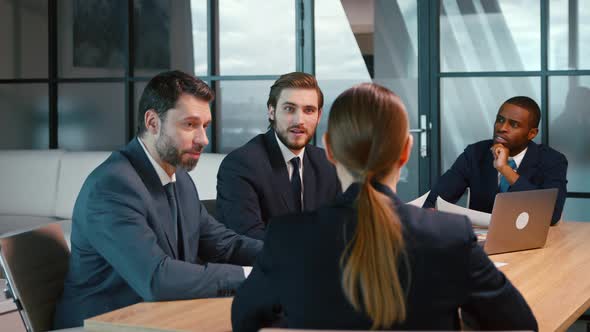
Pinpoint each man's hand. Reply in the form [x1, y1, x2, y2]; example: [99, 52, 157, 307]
[491, 143, 509, 170]
[491, 143, 519, 185]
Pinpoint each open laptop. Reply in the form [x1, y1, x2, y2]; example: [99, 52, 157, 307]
[479, 188, 558, 255]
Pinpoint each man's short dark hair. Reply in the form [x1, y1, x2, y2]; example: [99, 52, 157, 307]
[501, 96, 541, 129]
[137, 70, 214, 136]
[266, 72, 323, 128]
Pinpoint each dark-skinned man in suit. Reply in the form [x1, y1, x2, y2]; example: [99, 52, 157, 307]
[423, 96, 567, 225]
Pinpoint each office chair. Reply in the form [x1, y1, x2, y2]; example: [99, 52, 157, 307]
[0, 222, 70, 332]
[201, 199, 217, 219]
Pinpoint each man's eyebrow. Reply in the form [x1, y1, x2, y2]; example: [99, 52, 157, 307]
[182, 115, 202, 122]
[280, 101, 318, 110]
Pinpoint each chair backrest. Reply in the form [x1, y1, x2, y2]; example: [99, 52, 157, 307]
[0, 222, 70, 332]
[201, 199, 217, 220]
[188, 153, 226, 200]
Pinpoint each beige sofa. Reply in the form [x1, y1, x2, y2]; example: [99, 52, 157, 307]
[0, 149, 226, 327]
[0, 149, 226, 242]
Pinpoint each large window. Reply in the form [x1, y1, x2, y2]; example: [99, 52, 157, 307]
[0, 0, 296, 152]
[1, 0, 588, 220]
[0, 84, 49, 149]
[214, 0, 296, 152]
[440, 0, 540, 72]
[0, 0, 49, 149]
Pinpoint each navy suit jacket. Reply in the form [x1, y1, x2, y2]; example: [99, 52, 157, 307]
[232, 183, 537, 331]
[216, 130, 341, 239]
[53, 138, 262, 329]
[424, 140, 568, 225]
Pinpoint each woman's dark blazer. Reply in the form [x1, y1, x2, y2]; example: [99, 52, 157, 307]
[231, 182, 537, 331]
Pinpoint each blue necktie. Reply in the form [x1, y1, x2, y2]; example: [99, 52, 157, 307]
[164, 182, 184, 259]
[499, 159, 517, 193]
[290, 157, 302, 212]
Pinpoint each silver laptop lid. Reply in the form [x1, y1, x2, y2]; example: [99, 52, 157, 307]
[484, 188, 558, 255]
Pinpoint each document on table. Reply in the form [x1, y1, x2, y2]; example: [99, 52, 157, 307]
[405, 192, 491, 227]
[435, 197, 492, 227]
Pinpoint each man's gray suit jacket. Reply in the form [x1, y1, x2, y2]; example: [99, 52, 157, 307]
[53, 138, 262, 329]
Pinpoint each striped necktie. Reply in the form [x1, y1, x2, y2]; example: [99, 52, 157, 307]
[499, 159, 517, 193]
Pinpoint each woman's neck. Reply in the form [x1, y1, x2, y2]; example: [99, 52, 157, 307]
[336, 163, 399, 194]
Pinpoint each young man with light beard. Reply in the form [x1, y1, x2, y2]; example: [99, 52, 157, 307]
[216, 72, 341, 240]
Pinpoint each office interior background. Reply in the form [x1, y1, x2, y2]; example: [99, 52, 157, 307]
[1, 0, 588, 221]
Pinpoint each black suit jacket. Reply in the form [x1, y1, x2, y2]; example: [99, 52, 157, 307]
[232, 183, 537, 331]
[424, 140, 568, 225]
[53, 138, 262, 329]
[216, 130, 341, 239]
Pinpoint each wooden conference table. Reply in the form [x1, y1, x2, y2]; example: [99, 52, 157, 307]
[84, 221, 590, 332]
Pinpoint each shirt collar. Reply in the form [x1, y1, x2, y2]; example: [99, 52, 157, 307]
[274, 131, 305, 167]
[138, 137, 176, 186]
[510, 147, 527, 169]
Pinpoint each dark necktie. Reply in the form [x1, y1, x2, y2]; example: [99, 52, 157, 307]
[290, 157, 302, 212]
[164, 182, 184, 260]
[499, 159, 517, 193]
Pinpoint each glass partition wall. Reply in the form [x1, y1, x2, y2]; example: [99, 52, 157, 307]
[437, 0, 590, 220]
[1, 0, 588, 219]
[315, 0, 423, 201]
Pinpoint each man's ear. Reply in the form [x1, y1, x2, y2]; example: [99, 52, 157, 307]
[268, 105, 276, 121]
[398, 134, 413, 168]
[528, 127, 539, 141]
[322, 133, 337, 165]
[145, 109, 160, 134]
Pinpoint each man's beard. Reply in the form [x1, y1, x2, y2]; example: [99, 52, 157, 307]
[155, 130, 199, 171]
[275, 125, 314, 151]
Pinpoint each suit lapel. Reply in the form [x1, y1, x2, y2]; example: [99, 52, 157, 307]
[516, 141, 540, 180]
[302, 151, 317, 211]
[121, 138, 178, 258]
[263, 130, 296, 212]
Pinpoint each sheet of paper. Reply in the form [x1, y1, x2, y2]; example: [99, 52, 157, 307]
[243, 266, 253, 278]
[494, 262, 507, 268]
[436, 196, 492, 227]
[407, 191, 430, 207]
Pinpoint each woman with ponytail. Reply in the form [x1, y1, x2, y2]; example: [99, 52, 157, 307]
[232, 83, 537, 331]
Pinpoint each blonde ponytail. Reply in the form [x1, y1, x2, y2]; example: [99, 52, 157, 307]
[341, 174, 406, 329]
